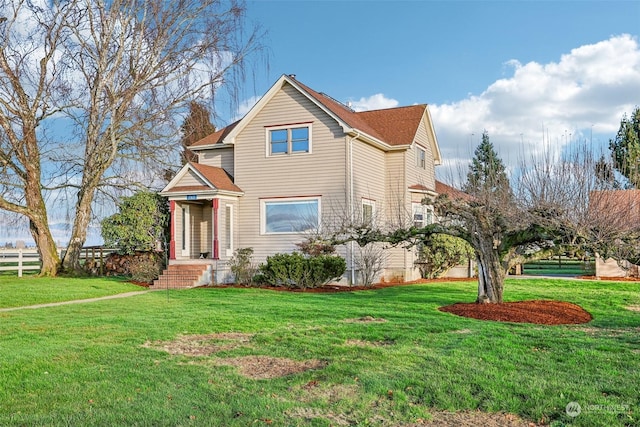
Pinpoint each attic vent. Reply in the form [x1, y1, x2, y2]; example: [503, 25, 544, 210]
[319, 92, 355, 112]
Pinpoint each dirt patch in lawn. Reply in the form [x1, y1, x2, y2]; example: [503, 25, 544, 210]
[424, 410, 539, 426]
[287, 407, 538, 426]
[439, 300, 592, 325]
[146, 333, 326, 379]
[627, 305, 640, 312]
[142, 332, 253, 356]
[345, 338, 395, 347]
[208, 355, 327, 379]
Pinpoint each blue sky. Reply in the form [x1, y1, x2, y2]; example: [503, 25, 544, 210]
[232, 0, 640, 179]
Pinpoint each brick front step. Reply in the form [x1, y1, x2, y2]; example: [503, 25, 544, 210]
[151, 264, 210, 289]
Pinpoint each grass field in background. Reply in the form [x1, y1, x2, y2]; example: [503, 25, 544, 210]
[523, 257, 595, 277]
[1, 278, 638, 426]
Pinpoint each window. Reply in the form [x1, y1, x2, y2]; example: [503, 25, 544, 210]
[261, 197, 320, 234]
[225, 204, 233, 256]
[412, 203, 433, 228]
[267, 124, 311, 156]
[362, 199, 375, 225]
[416, 146, 426, 169]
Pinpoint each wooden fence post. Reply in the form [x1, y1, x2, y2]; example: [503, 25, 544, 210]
[18, 249, 23, 278]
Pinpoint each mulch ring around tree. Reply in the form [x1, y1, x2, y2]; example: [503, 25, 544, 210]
[439, 300, 592, 325]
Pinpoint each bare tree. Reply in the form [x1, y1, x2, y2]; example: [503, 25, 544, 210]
[0, 0, 263, 274]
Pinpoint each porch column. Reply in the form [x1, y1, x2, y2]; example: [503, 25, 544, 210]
[212, 199, 219, 259]
[169, 200, 176, 260]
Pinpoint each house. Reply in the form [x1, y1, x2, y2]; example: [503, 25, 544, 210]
[589, 189, 640, 278]
[157, 74, 443, 287]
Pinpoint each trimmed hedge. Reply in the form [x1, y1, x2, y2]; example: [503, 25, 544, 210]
[257, 252, 346, 289]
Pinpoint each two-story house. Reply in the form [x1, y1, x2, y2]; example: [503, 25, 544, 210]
[157, 74, 442, 287]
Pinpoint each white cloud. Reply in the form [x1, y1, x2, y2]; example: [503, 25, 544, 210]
[350, 94, 399, 112]
[231, 95, 262, 122]
[431, 34, 640, 182]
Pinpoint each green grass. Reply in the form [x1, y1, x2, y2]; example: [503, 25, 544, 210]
[0, 276, 143, 308]
[1, 278, 639, 426]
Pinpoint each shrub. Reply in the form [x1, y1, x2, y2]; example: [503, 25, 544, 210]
[228, 248, 258, 286]
[354, 243, 387, 287]
[295, 237, 336, 256]
[415, 234, 473, 279]
[129, 253, 162, 284]
[258, 252, 346, 289]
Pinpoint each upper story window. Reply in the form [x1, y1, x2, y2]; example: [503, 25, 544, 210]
[416, 145, 426, 169]
[267, 123, 311, 156]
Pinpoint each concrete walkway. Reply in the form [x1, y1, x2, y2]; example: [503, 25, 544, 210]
[0, 290, 150, 312]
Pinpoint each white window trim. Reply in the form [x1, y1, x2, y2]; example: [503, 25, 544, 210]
[265, 123, 313, 157]
[412, 202, 433, 228]
[225, 204, 234, 257]
[362, 198, 376, 225]
[181, 205, 190, 257]
[416, 145, 426, 169]
[260, 196, 321, 235]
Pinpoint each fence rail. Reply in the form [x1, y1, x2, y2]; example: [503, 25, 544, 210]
[0, 247, 117, 277]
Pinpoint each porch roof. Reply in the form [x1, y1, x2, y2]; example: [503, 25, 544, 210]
[161, 163, 243, 197]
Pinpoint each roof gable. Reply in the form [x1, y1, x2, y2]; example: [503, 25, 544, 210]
[189, 74, 441, 157]
[161, 162, 242, 195]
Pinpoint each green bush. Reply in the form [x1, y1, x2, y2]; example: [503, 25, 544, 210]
[415, 234, 473, 279]
[129, 253, 162, 284]
[258, 252, 346, 289]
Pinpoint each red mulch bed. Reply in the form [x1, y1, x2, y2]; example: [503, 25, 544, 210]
[439, 300, 592, 325]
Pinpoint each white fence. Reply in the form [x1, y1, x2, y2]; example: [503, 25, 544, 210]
[0, 247, 116, 277]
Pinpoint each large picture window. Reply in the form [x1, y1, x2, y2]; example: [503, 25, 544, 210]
[261, 197, 320, 234]
[267, 124, 311, 156]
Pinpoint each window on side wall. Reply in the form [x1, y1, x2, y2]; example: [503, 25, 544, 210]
[416, 146, 426, 169]
[261, 197, 320, 234]
[267, 124, 311, 156]
[412, 203, 433, 228]
[362, 199, 375, 225]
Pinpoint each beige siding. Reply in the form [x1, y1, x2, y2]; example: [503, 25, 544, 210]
[406, 120, 436, 191]
[234, 82, 348, 262]
[199, 147, 235, 177]
[177, 169, 207, 187]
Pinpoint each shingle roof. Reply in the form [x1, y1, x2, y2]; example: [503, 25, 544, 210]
[189, 76, 428, 149]
[293, 78, 426, 146]
[190, 120, 240, 147]
[190, 163, 242, 193]
[162, 163, 242, 194]
[435, 181, 473, 201]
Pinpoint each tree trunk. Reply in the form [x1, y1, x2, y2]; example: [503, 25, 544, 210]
[62, 185, 96, 272]
[24, 147, 60, 276]
[475, 234, 505, 303]
[28, 215, 60, 276]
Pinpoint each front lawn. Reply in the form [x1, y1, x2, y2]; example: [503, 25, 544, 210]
[0, 276, 143, 309]
[0, 278, 638, 426]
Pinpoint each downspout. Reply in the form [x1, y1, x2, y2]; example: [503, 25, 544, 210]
[347, 130, 360, 286]
[212, 199, 219, 260]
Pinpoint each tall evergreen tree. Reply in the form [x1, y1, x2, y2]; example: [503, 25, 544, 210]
[180, 101, 217, 164]
[464, 131, 511, 198]
[609, 106, 640, 188]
